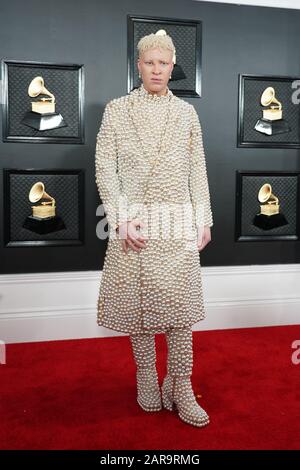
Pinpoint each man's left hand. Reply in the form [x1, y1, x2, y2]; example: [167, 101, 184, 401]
[197, 225, 211, 252]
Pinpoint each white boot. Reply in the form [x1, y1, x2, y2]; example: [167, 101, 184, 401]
[162, 327, 209, 427]
[161, 374, 209, 427]
[130, 333, 162, 412]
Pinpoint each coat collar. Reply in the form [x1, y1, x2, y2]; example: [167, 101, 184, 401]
[135, 83, 173, 102]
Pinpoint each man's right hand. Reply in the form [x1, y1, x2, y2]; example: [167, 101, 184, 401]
[117, 219, 148, 254]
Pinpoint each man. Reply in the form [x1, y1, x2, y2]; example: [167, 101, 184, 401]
[95, 30, 213, 427]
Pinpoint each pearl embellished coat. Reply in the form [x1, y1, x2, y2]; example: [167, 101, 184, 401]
[95, 83, 213, 334]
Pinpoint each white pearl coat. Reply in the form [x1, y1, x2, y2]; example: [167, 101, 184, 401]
[95, 83, 213, 334]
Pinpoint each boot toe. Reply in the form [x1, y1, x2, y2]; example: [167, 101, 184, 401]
[178, 404, 210, 427]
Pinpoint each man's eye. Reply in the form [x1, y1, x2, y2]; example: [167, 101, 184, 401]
[145, 61, 167, 65]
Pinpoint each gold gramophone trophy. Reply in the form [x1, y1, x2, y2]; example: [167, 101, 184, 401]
[253, 183, 288, 230]
[23, 181, 66, 234]
[21, 76, 67, 131]
[254, 87, 290, 136]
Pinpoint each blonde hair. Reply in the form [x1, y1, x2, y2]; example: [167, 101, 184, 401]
[137, 29, 176, 64]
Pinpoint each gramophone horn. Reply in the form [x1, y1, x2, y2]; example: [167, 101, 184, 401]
[258, 183, 278, 205]
[258, 183, 271, 203]
[28, 76, 55, 102]
[261, 87, 274, 106]
[29, 181, 53, 204]
[261, 86, 281, 109]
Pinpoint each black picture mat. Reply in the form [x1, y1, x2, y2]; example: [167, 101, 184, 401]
[237, 74, 300, 148]
[235, 171, 300, 242]
[3, 169, 85, 247]
[127, 14, 202, 98]
[1, 60, 85, 143]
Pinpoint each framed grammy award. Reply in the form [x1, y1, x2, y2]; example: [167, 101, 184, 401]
[237, 74, 300, 148]
[3, 169, 85, 247]
[1, 60, 85, 143]
[127, 15, 202, 97]
[235, 171, 300, 242]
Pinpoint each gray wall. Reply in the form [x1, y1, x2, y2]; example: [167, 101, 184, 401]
[1, 0, 300, 274]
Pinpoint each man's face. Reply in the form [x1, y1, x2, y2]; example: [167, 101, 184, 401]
[137, 47, 174, 95]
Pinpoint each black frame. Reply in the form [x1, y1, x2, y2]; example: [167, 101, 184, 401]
[127, 14, 202, 98]
[1, 59, 85, 144]
[3, 168, 85, 247]
[235, 170, 300, 242]
[237, 74, 300, 148]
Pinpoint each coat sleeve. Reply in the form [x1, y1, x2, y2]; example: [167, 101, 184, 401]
[95, 101, 136, 231]
[188, 104, 213, 228]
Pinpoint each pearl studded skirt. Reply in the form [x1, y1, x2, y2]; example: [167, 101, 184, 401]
[97, 234, 206, 334]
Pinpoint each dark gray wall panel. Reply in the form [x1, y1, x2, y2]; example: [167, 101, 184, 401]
[1, 0, 300, 273]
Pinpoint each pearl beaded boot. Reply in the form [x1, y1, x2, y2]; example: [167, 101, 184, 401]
[129, 333, 162, 412]
[161, 327, 210, 427]
[161, 374, 209, 427]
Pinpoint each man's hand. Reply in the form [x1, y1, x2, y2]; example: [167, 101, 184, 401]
[117, 219, 148, 254]
[197, 225, 211, 252]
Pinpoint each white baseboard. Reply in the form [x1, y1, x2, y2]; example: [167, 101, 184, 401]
[0, 264, 299, 343]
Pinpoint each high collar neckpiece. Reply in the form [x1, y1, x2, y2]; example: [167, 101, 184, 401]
[135, 83, 173, 102]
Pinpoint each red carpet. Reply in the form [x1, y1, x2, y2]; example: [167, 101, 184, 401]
[0, 325, 299, 450]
